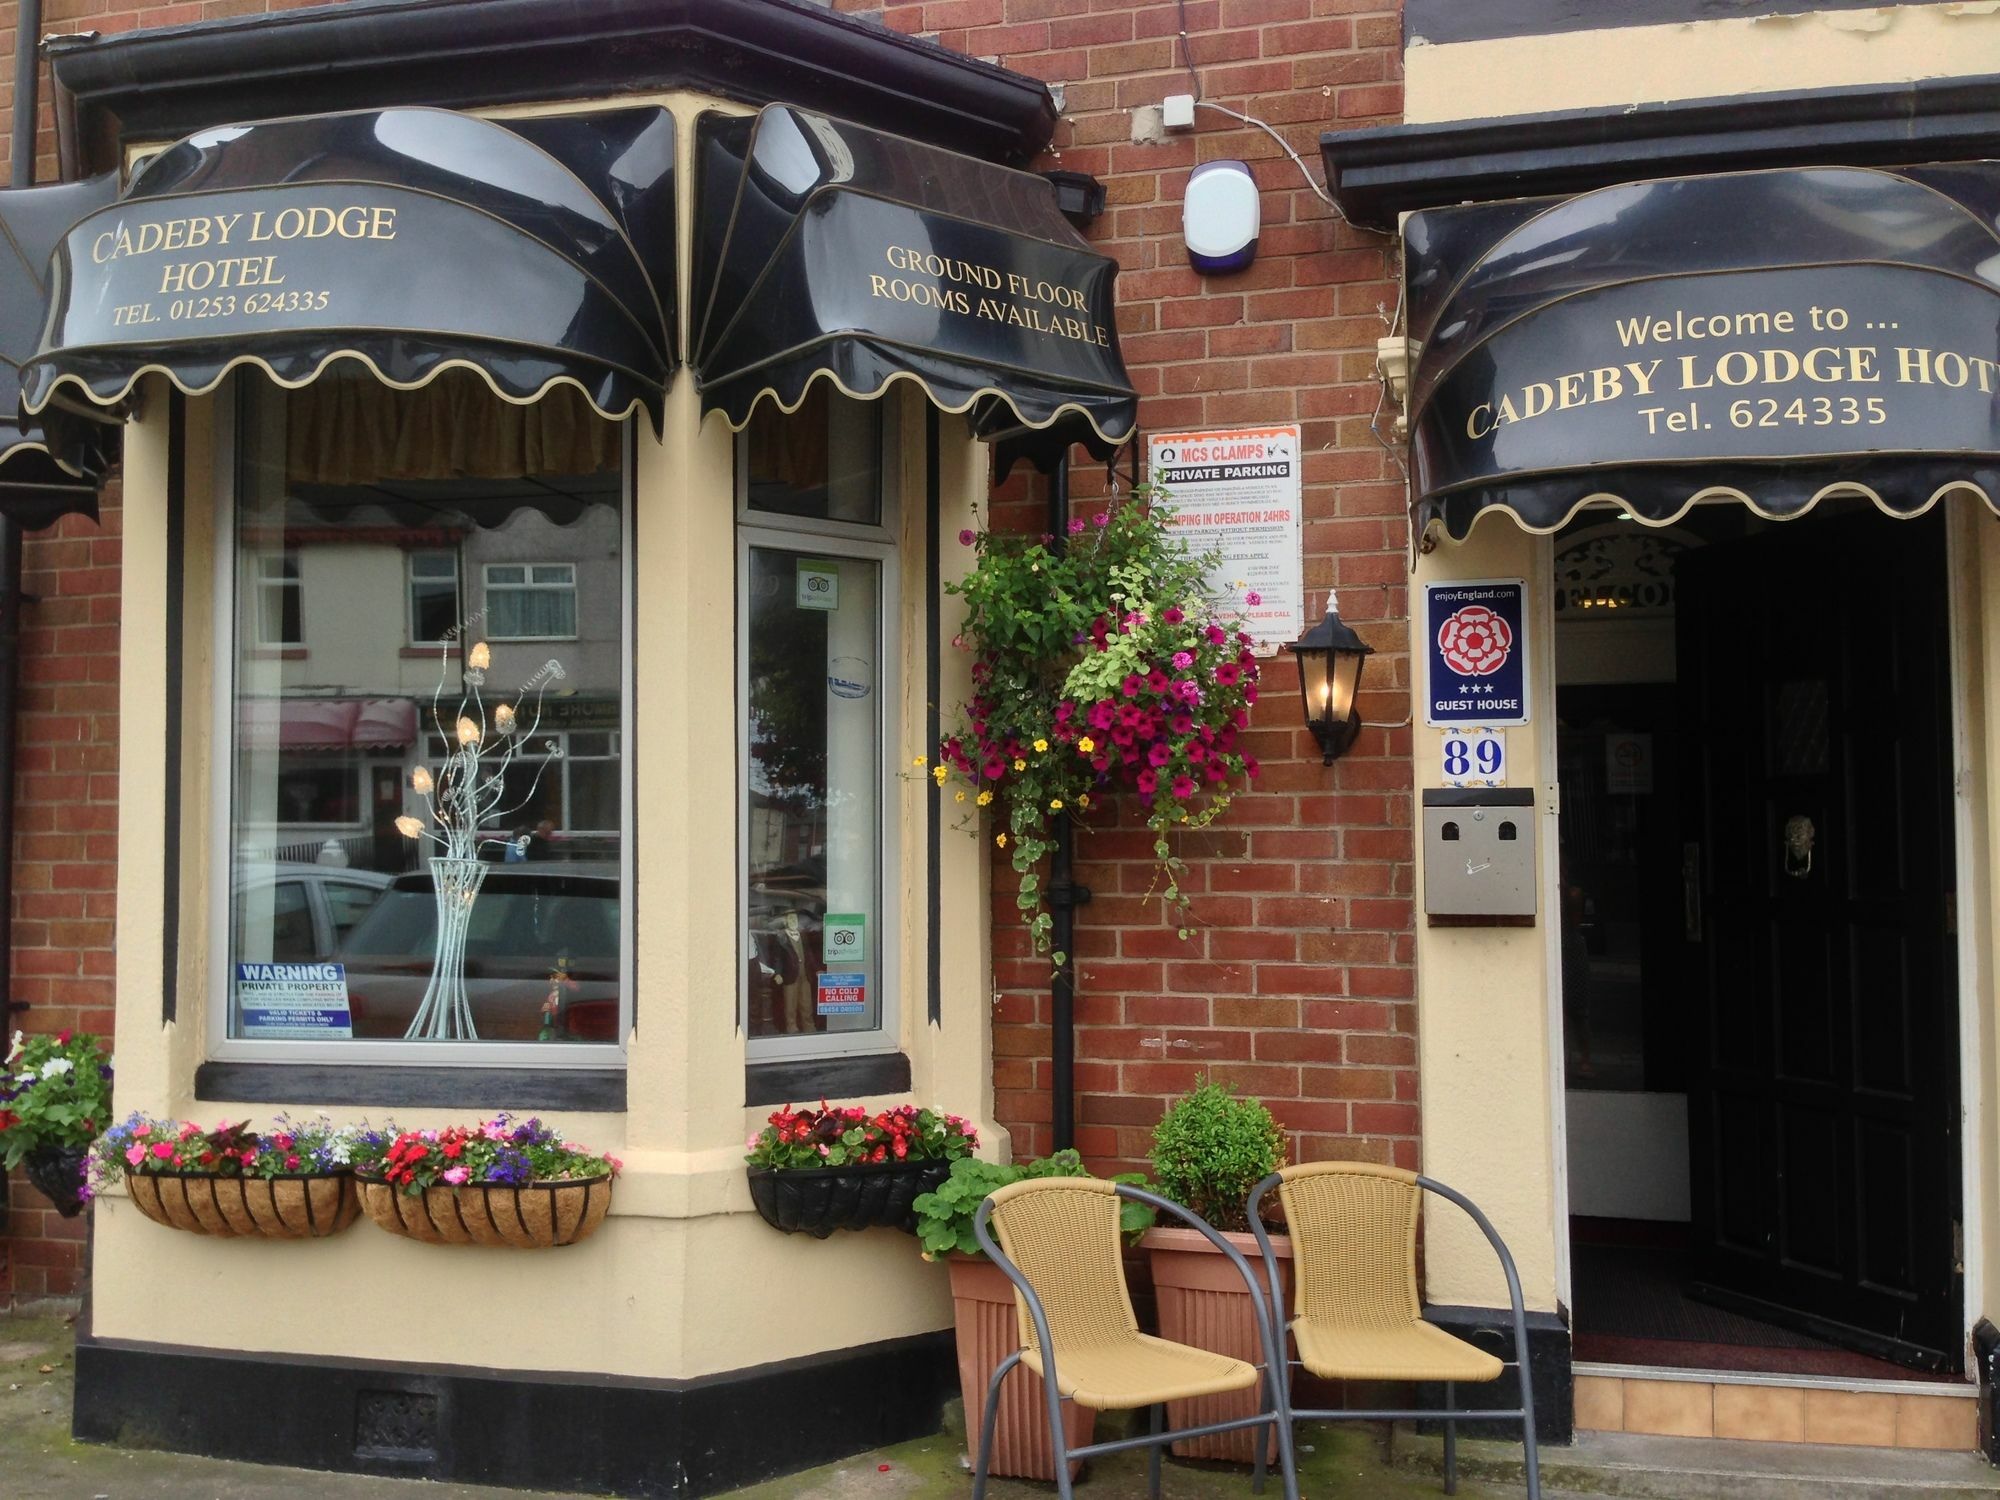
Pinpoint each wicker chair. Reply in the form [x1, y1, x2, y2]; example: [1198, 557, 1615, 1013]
[972, 1178, 1299, 1500]
[1248, 1163, 1541, 1499]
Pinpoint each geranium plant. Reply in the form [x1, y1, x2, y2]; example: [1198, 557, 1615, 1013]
[0, 1029, 113, 1171]
[933, 488, 1261, 956]
[912, 1149, 1153, 1260]
[348, 1114, 621, 1193]
[85, 1111, 355, 1198]
[746, 1102, 979, 1170]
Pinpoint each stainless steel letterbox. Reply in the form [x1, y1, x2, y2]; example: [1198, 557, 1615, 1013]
[1422, 789, 1536, 919]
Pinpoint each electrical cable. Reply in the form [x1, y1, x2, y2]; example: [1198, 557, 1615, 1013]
[1174, 0, 1203, 102]
[1194, 101, 1349, 224]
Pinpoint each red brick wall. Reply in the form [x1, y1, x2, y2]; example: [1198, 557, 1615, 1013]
[835, 1, 1417, 1176]
[0, 0, 330, 1306]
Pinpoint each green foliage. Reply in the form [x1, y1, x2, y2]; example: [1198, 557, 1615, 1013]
[933, 488, 1264, 956]
[911, 1148, 1154, 1260]
[1149, 1079, 1286, 1233]
[0, 1030, 113, 1170]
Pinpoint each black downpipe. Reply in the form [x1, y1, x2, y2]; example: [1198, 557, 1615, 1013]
[1046, 456, 1090, 1151]
[1, 0, 41, 1238]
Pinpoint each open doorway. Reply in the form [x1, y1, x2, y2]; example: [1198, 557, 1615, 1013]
[1555, 501, 1963, 1381]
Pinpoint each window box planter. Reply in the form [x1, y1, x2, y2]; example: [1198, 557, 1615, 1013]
[124, 1168, 362, 1239]
[24, 1144, 89, 1218]
[355, 1175, 613, 1248]
[746, 1157, 951, 1238]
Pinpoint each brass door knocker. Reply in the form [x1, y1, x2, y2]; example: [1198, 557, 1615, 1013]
[1782, 814, 1815, 879]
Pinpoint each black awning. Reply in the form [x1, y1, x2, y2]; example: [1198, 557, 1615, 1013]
[691, 105, 1136, 471]
[0, 173, 121, 525]
[22, 105, 676, 451]
[1406, 164, 2000, 541]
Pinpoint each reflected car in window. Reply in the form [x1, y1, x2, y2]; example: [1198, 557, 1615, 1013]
[232, 862, 394, 964]
[335, 862, 621, 1042]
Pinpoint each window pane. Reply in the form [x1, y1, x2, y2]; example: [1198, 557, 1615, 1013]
[744, 546, 882, 1039]
[228, 376, 626, 1046]
[745, 385, 882, 525]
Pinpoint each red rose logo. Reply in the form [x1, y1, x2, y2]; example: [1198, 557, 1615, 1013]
[1437, 605, 1513, 676]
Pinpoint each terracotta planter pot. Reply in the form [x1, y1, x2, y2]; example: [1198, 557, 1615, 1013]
[1144, 1225, 1291, 1465]
[746, 1158, 951, 1238]
[124, 1170, 361, 1238]
[356, 1176, 612, 1248]
[947, 1253, 1095, 1481]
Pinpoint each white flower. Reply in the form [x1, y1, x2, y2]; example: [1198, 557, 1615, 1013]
[39, 1057, 74, 1078]
[5, 1029, 20, 1063]
[328, 1138, 353, 1165]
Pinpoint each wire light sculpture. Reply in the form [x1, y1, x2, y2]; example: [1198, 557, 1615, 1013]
[397, 640, 564, 1041]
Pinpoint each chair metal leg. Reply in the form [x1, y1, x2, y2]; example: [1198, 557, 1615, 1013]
[1045, 1380, 1075, 1500]
[1253, 1386, 1268, 1496]
[1443, 1381, 1457, 1496]
[971, 1350, 1018, 1500]
[1523, 1410, 1542, 1500]
[1149, 1403, 1164, 1500]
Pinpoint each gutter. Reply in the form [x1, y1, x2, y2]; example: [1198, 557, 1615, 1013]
[48, 0, 1059, 172]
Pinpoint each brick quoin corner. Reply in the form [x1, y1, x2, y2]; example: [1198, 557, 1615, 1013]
[834, 0, 1417, 1176]
[0, 0, 1414, 1301]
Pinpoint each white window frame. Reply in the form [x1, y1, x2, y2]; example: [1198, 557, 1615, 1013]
[406, 549, 461, 647]
[208, 384, 634, 1068]
[482, 560, 579, 641]
[253, 550, 303, 647]
[736, 404, 903, 1063]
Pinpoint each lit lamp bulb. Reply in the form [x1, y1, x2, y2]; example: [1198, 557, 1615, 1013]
[394, 815, 424, 839]
[410, 765, 434, 794]
[456, 715, 482, 748]
[468, 642, 491, 671]
[494, 703, 517, 735]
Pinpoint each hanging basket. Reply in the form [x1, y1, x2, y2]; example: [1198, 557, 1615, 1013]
[23, 1143, 90, 1218]
[355, 1175, 614, 1248]
[746, 1158, 952, 1238]
[123, 1169, 362, 1238]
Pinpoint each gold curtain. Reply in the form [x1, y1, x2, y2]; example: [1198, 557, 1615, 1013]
[286, 367, 621, 486]
[746, 380, 831, 492]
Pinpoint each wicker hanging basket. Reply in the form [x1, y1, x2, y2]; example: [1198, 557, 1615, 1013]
[123, 1169, 362, 1238]
[746, 1158, 952, 1238]
[355, 1175, 613, 1248]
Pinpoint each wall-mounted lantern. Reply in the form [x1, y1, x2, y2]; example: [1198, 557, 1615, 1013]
[1288, 595, 1374, 764]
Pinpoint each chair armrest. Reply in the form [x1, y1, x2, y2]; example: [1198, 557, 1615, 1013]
[973, 1194, 1065, 1393]
[1118, 1184, 1288, 1378]
[1246, 1172, 1288, 1334]
[1415, 1174, 1540, 1433]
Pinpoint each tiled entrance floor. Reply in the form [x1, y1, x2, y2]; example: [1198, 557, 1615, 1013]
[1575, 1365, 1978, 1450]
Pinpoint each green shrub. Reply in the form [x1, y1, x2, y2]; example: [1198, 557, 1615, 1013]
[912, 1149, 1153, 1260]
[1149, 1080, 1286, 1233]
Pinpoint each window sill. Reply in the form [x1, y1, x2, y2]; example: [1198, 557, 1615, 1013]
[245, 647, 308, 660]
[744, 1052, 911, 1107]
[400, 644, 459, 657]
[194, 1062, 626, 1112]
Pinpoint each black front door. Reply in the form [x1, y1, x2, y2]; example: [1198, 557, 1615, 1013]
[1678, 509, 1961, 1370]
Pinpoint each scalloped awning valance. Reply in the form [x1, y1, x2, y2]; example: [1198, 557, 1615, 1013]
[1406, 164, 2000, 542]
[21, 105, 677, 472]
[690, 105, 1136, 473]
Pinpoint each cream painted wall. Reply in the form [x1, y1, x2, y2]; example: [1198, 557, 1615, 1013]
[1406, 3, 2000, 124]
[1410, 516, 1561, 1312]
[92, 93, 997, 1382]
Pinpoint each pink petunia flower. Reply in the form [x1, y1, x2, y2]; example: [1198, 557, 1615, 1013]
[125, 1144, 145, 1167]
[442, 1166, 470, 1185]
[1172, 776, 1197, 799]
[1245, 591, 1261, 606]
[1136, 769, 1158, 795]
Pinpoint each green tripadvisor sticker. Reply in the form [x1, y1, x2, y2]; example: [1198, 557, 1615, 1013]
[824, 913, 866, 963]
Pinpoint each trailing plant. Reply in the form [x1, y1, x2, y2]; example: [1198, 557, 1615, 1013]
[0, 1030, 113, 1170]
[912, 1148, 1154, 1260]
[84, 1111, 355, 1199]
[349, 1114, 621, 1193]
[931, 488, 1262, 958]
[746, 1101, 979, 1170]
[1149, 1080, 1287, 1234]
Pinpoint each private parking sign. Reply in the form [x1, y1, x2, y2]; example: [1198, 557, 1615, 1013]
[1425, 579, 1528, 726]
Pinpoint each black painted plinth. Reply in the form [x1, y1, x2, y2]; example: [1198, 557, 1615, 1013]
[74, 1327, 954, 1497]
[1415, 1305, 1573, 1445]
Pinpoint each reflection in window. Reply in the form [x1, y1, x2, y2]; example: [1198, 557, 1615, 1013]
[228, 373, 626, 1047]
[485, 562, 578, 639]
[407, 551, 460, 645]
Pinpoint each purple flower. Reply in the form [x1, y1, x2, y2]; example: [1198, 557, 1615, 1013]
[958, 529, 976, 546]
[1092, 512, 1109, 528]
[1067, 518, 1085, 535]
[1171, 651, 1193, 670]
[1245, 591, 1262, 606]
